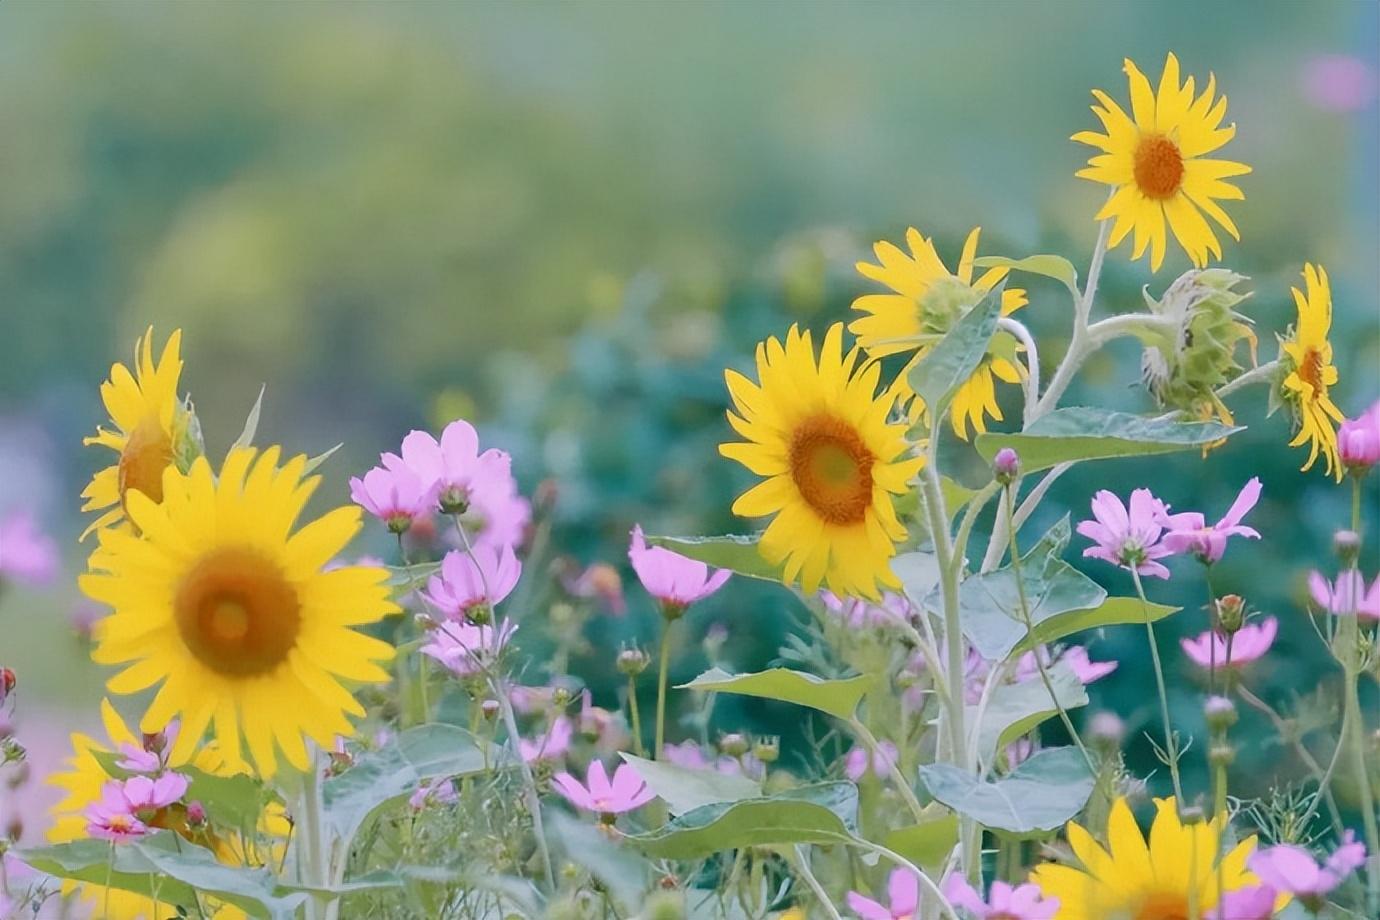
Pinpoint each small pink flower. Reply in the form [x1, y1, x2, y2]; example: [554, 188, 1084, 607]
[1077, 489, 1175, 579]
[118, 773, 190, 811]
[420, 619, 517, 676]
[844, 741, 898, 781]
[1159, 478, 1262, 564]
[846, 868, 919, 920]
[565, 562, 627, 616]
[1308, 570, 1380, 619]
[520, 716, 574, 764]
[1005, 737, 1038, 768]
[1338, 399, 1380, 471]
[1248, 831, 1367, 904]
[1205, 885, 1278, 920]
[116, 743, 162, 774]
[85, 801, 149, 843]
[943, 874, 1059, 919]
[1180, 617, 1277, 670]
[349, 464, 433, 533]
[552, 761, 655, 816]
[424, 546, 522, 618]
[509, 684, 558, 715]
[408, 778, 458, 812]
[1015, 645, 1117, 685]
[822, 591, 910, 628]
[0, 511, 58, 586]
[628, 525, 730, 611]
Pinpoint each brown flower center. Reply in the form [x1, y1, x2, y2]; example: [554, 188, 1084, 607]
[119, 419, 174, 508]
[1133, 134, 1185, 200]
[788, 414, 875, 525]
[175, 547, 301, 677]
[1297, 346, 1325, 393]
[1135, 891, 1189, 920]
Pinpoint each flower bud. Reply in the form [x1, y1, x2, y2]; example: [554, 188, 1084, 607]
[481, 699, 501, 721]
[643, 890, 686, 920]
[1333, 530, 1361, 567]
[142, 731, 167, 756]
[534, 479, 560, 515]
[752, 736, 780, 764]
[616, 647, 650, 676]
[1088, 711, 1125, 751]
[551, 687, 573, 708]
[0, 667, 15, 704]
[1338, 407, 1380, 473]
[993, 447, 1020, 484]
[1204, 695, 1238, 732]
[1179, 804, 1206, 826]
[1215, 594, 1245, 634]
[1208, 743, 1235, 770]
[186, 800, 207, 828]
[718, 733, 750, 758]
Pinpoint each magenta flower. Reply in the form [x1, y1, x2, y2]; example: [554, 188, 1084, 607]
[943, 874, 1059, 920]
[1308, 570, 1380, 620]
[0, 511, 58, 587]
[846, 868, 920, 920]
[1159, 477, 1262, 564]
[1077, 489, 1175, 579]
[1005, 737, 1038, 768]
[628, 526, 730, 612]
[844, 741, 898, 782]
[1338, 399, 1380, 471]
[552, 761, 655, 816]
[349, 464, 432, 534]
[408, 778, 458, 812]
[116, 743, 162, 775]
[821, 591, 910, 628]
[1205, 885, 1278, 920]
[420, 619, 517, 676]
[1248, 831, 1367, 906]
[1180, 617, 1277, 670]
[118, 772, 190, 811]
[1015, 645, 1117, 685]
[423, 546, 522, 619]
[85, 792, 149, 843]
[520, 716, 574, 764]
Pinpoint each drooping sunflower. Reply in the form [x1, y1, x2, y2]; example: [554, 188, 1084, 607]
[720, 323, 924, 600]
[1278, 263, 1344, 480]
[1031, 797, 1282, 920]
[849, 226, 1029, 440]
[1074, 53, 1250, 272]
[80, 447, 398, 778]
[81, 327, 189, 539]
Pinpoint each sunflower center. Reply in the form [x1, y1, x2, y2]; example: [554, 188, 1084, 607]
[119, 419, 174, 507]
[1134, 891, 1190, 920]
[788, 414, 875, 525]
[1297, 346, 1325, 392]
[1133, 134, 1185, 200]
[174, 547, 301, 677]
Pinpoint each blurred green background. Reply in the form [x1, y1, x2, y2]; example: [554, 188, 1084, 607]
[1, 0, 1377, 840]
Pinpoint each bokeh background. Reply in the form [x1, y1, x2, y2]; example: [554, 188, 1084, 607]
[2, 0, 1378, 848]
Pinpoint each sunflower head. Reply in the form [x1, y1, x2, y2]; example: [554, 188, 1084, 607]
[81, 447, 398, 778]
[720, 323, 923, 600]
[1276, 263, 1344, 480]
[81, 328, 202, 539]
[849, 227, 1029, 440]
[1074, 53, 1251, 271]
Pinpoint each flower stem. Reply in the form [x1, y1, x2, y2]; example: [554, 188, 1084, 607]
[298, 750, 333, 920]
[848, 716, 926, 823]
[1130, 567, 1184, 803]
[627, 674, 645, 758]
[790, 845, 843, 920]
[655, 619, 673, 760]
[1343, 666, 1379, 915]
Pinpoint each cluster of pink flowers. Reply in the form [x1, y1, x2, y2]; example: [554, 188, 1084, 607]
[1206, 833, 1369, 918]
[821, 591, 910, 629]
[1309, 570, 1380, 620]
[552, 760, 655, 819]
[662, 740, 762, 778]
[846, 869, 1057, 920]
[419, 619, 518, 677]
[85, 772, 190, 843]
[407, 778, 458, 812]
[0, 510, 58, 588]
[844, 740, 897, 782]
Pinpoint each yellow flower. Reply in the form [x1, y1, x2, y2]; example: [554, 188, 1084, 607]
[1074, 53, 1250, 272]
[81, 328, 188, 539]
[81, 447, 398, 778]
[849, 226, 1029, 440]
[1280, 263, 1344, 480]
[720, 323, 923, 600]
[1031, 797, 1278, 920]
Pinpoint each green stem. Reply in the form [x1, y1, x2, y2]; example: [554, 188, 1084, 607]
[627, 675, 645, 758]
[1344, 666, 1379, 915]
[299, 752, 333, 920]
[655, 619, 673, 759]
[849, 717, 926, 823]
[790, 845, 844, 920]
[848, 840, 962, 920]
[1130, 567, 1185, 804]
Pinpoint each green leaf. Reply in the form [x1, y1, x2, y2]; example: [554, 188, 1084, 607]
[919, 747, 1095, 838]
[545, 811, 649, 911]
[967, 662, 1088, 764]
[279, 870, 404, 896]
[882, 814, 960, 869]
[183, 765, 269, 836]
[678, 668, 871, 720]
[618, 753, 762, 815]
[1022, 595, 1179, 653]
[231, 385, 266, 451]
[972, 255, 1079, 298]
[644, 533, 783, 582]
[625, 782, 858, 860]
[976, 407, 1241, 474]
[323, 724, 503, 847]
[894, 551, 942, 610]
[385, 560, 442, 588]
[907, 280, 1005, 424]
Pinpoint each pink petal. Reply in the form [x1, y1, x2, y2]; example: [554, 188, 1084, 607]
[844, 893, 893, 920]
[887, 869, 920, 916]
[1218, 477, 1262, 529]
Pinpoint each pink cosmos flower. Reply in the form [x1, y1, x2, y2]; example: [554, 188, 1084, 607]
[578, 689, 630, 754]
[408, 778, 458, 811]
[1181, 617, 1277, 670]
[1308, 570, 1380, 619]
[85, 792, 149, 843]
[0, 511, 58, 587]
[1338, 399, 1380, 471]
[821, 591, 910, 628]
[420, 619, 517, 676]
[1205, 885, 1278, 920]
[116, 744, 162, 775]
[1014, 646, 1117, 686]
[628, 525, 730, 611]
[844, 741, 898, 782]
[943, 874, 1059, 920]
[662, 740, 750, 776]
[117, 772, 190, 811]
[509, 684, 558, 715]
[349, 464, 432, 533]
[552, 761, 655, 816]
[846, 868, 920, 920]
[1077, 489, 1175, 579]
[1248, 831, 1367, 905]
[565, 562, 626, 616]
[520, 716, 574, 764]
[423, 546, 522, 618]
[1159, 478, 1262, 564]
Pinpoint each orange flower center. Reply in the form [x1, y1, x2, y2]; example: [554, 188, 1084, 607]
[788, 414, 874, 525]
[1135, 892, 1190, 920]
[119, 419, 174, 509]
[1297, 346, 1325, 393]
[175, 547, 301, 677]
[1133, 134, 1185, 200]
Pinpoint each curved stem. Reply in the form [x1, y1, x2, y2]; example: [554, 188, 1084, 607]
[849, 840, 962, 920]
[1237, 685, 1345, 836]
[790, 846, 844, 920]
[981, 463, 1072, 574]
[954, 481, 1001, 573]
[1214, 360, 1280, 401]
[1031, 216, 1111, 421]
[1130, 568, 1184, 803]
[849, 716, 926, 823]
[998, 316, 1040, 424]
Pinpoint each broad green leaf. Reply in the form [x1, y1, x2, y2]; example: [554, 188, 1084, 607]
[907, 280, 1005, 424]
[645, 534, 784, 582]
[323, 724, 503, 847]
[231, 385, 266, 451]
[976, 408, 1241, 474]
[940, 476, 979, 520]
[882, 814, 960, 868]
[894, 551, 941, 610]
[619, 753, 762, 815]
[967, 661, 1088, 764]
[972, 255, 1078, 298]
[919, 746, 1095, 838]
[278, 870, 404, 896]
[1021, 595, 1179, 653]
[183, 765, 270, 836]
[626, 782, 858, 859]
[545, 811, 649, 911]
[678, 668, 871, 720]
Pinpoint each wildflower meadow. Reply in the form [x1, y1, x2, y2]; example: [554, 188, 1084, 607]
[1, 9, 1378, 920]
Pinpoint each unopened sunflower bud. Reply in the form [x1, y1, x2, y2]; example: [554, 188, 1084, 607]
[718, 733, 750, 758]
[1088, 711, 1125, 752]
[616, 647, 650, 676]
[993, 447, 1020, 484]
[752, 736, 780, 764]
[1209, 743, 1235, 769]
[481, 699, 501, 721]
[186, 800, 207, 828]
[1204, 695, 1238, 732]
[1215, 594, 1245, 634]
[1333, 530, 1361, 567]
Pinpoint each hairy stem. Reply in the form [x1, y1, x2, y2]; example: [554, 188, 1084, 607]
[791, 846, 844, 920]
[655, 620, 673, 760]
[1131, 567, 1185, 803]
[849, 716, 926, 823]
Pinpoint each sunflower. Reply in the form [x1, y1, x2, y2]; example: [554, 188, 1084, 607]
[1031, 797, 1281, 920]
[849, 226, 1029, 440]
[81, 328, 190, 539]
[1279, 263, 1344, 480]
[720, 323, 923, 600]
[1074, 53, 1250, 272]
[81, 446, 398, 778]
